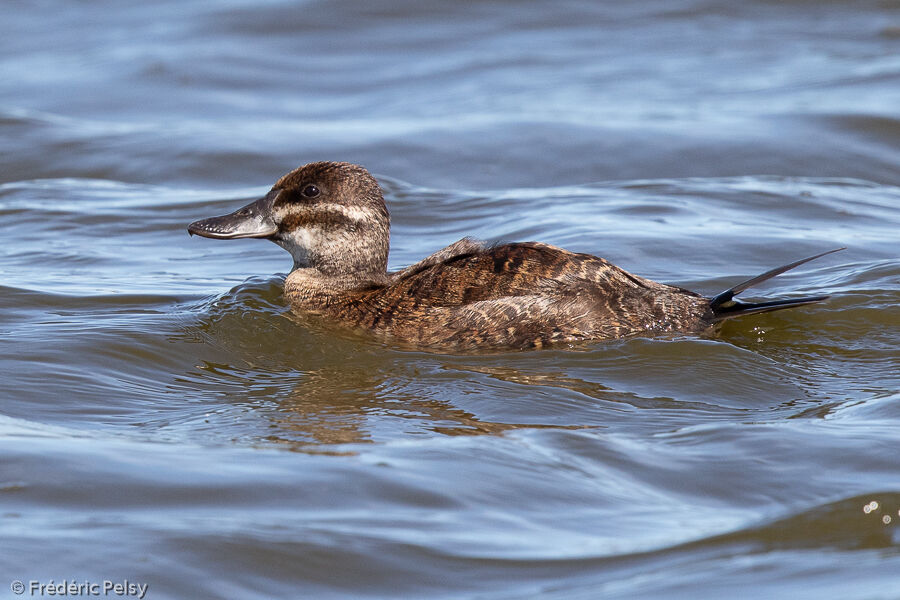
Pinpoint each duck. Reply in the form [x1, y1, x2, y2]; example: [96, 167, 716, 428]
[188, 161, 842, 351]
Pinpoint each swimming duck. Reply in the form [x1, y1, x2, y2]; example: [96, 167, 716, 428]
[188, 161, 841, 351]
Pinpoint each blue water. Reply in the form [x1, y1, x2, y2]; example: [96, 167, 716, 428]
[1, 1, 899, 598]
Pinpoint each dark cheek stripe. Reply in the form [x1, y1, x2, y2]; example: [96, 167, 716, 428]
[281, 211, 361, 231]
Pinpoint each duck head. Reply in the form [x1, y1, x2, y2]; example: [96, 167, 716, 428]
[188, 161, 390, 275]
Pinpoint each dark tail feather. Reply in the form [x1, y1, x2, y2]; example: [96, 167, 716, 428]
[708, 248, 845, 321]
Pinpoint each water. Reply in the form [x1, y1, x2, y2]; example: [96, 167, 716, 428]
[2, 1, 899, 598]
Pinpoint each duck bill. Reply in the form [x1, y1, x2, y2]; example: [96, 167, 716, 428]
[187, 192, 279, 239]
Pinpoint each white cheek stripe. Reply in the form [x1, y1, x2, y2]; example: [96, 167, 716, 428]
[277, 203, 381, 225]
[318, 204, 381, 223]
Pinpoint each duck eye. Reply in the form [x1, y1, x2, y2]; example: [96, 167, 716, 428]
[302, 184, 320, 199]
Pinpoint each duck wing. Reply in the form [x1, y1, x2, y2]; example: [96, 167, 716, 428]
[384, 240, 692, 308]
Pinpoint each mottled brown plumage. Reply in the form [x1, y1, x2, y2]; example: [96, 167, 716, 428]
[188, 161, 840, 351]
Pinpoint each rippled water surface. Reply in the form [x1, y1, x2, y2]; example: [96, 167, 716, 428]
[2, 1, 899, 598]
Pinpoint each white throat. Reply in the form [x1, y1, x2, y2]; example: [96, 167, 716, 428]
[274, 227, 318, 271]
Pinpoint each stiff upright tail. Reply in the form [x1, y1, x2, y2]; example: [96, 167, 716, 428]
[708, 248, 844, 321]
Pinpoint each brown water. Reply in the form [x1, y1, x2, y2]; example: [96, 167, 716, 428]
[2, 1, 899, 598]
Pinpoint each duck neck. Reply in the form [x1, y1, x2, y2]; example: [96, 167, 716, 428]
[284, 267, 388, 309]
